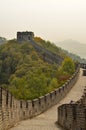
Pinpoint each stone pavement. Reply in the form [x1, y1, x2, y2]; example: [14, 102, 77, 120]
[10, 69, 86, 130]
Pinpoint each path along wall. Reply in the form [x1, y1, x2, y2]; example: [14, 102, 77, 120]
[0, 67, 80, 130]
[58, 64, 86, 130]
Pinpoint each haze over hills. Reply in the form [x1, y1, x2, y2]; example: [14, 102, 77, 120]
[56, 39, 86, 59]
[0, 37, 6, 44]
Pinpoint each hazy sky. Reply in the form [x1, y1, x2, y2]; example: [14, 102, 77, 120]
[0, 0, 86, 43]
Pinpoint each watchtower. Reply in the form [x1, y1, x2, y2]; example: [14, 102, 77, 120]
[17, 31, 34, 42]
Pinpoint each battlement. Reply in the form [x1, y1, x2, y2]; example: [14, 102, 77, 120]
[0, 66, 80, 130]
[17, 31, 34, 42]
[58, 64, 86, 130]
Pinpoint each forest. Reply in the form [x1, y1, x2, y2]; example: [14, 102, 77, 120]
[0, 38, 75, 100]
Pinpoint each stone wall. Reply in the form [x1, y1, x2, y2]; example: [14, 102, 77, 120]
[30, 40, 63, 65]
[58, 104, 86, 130]
[58, 64, 86, 130]
[17, 31, 63, 65]
[0, 66, 80, 130]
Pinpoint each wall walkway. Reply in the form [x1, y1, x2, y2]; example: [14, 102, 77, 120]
[58, 67, 86, 130]
[9, 68, 86, 130]
[0, 66, 80, 130]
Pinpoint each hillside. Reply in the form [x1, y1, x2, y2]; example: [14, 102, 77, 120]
[0, 39, 75, 100]
[56, 39, 86, 60]
[34, 37, 67, 59]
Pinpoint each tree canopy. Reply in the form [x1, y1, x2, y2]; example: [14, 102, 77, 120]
[0, 39, 75, 100]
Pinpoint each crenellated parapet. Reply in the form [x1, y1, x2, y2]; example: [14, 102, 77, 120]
[58, 65, 86, 130]
[80, 63, 86, 69]
[0, 66, 80, 130]
[58, 103, 86, 130]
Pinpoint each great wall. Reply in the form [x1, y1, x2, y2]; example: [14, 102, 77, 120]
[0, 64, 80, 130]
[0, 31, 86, 130]
[17, 31, 63, 65]
[58, 65, 86, 130]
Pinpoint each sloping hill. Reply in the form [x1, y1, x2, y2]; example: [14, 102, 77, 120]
[0, 38, 75, 100]
[30, 39, 63, 65]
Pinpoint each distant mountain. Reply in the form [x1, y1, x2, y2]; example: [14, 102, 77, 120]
[0, 37, 6, 44]
[56, 39, 86, 59]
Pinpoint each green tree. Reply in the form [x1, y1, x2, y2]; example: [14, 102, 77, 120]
[48, 78, 59, 92]
[60, 58, 75, 75]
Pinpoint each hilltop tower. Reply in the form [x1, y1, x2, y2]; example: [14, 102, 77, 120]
[17, 31, 34, 42]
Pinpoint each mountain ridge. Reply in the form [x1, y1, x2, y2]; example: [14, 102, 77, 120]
[56, 39, 86, 59]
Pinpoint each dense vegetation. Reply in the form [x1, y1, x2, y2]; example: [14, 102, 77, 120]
[0, 38, 75, 100]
